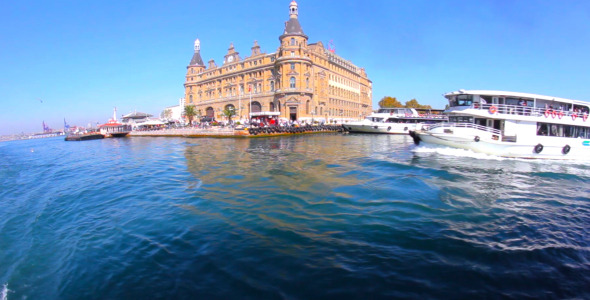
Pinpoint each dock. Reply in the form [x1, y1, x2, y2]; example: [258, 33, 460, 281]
[128, 125, 344, 138]
[65, 133, 105, 141]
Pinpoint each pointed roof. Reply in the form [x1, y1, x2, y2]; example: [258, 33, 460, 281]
[281, 0, 307, 39]
[284, 18, 305, 36]
[189, 38, 205, 66]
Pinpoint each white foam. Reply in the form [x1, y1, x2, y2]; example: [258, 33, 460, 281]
[1, 283, 8, 300]
[412, 145, 507, 161]
[412, 144, 590, 165]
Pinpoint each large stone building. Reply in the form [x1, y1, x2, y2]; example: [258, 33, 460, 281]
[184, 1, 372, 123]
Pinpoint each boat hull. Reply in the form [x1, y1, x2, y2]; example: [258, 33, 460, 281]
[344, 122, 428, 135]
[412, 128, 589, 159]
[106, 132, 130, 138]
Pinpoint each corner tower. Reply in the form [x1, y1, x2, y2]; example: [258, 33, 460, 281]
[188, 39, 205, 69]
[279, 1, 308, 45]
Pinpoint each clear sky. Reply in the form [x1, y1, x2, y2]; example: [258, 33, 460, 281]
[2, 0, 590, 135]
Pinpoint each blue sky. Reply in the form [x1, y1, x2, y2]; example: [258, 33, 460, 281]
[2, 0, 590, 135]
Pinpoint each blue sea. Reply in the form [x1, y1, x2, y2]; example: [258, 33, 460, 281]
[1, 134, 589, 299]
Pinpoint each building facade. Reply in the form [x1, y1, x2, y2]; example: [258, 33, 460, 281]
[184, 1, 372, 123]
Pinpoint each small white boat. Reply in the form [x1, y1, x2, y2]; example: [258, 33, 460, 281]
[409, 90, 590, 159]
[344, 108, 447, 134]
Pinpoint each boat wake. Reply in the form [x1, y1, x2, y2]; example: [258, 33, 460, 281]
[412, 144, 590, 165]
[1, 283, 8, 300]
[412, 144, 507, 161]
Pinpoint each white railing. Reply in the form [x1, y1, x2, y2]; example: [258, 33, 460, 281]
[427, 122, 501, 135]
[469, 103, 585, 119]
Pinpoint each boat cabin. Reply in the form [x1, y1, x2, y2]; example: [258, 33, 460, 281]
[444, 90, 590, 141]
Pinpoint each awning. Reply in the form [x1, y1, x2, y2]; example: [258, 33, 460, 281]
[250, 111, 280, 117]
[136, 119, 165, 126]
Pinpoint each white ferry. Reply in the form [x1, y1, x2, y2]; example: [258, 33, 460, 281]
[409, 90, 590, 159]
[344, 108, 447, 134]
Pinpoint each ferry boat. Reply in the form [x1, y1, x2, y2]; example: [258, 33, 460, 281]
[409, 90, 590, 159]
[343, 108, 447, 134]
[98, 108, 131, 138]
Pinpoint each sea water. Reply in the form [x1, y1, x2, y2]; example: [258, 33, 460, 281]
[0, 134, 588, 299]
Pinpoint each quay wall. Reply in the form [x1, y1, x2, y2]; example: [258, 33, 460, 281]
[129, 128, 241, 137]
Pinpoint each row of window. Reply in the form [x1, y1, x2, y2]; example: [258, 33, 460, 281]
[329, 86, 359, 101]
[329, 74, 360, 89]
[537, 122, 590, 138]
[329, 98, 360, 109]
[188, 77, 313, 103]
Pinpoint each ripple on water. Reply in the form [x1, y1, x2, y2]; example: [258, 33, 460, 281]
[0, 135, 589, 299]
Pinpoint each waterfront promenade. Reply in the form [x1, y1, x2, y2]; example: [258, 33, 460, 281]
[129, 125, 343, 138]
[130, 127, 241, 137]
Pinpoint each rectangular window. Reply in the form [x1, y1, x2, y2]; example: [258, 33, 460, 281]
[291, 63, 295, 70]
[456, 95, 473, 106]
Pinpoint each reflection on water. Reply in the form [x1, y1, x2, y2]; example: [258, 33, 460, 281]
[1, 134, 588, 299]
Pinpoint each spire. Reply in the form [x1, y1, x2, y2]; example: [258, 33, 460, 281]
[189, 38, 205, 66]
[281, 1, 307, 39]
[194, 39, 200, 52]
[289, 1, 298, 18]
[251, 40, 261, 56]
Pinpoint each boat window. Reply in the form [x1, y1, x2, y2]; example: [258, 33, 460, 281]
[480, 96, 493, 104]
[454, 95, 473, 106]
[449, 116, 473, 123]
[537, 122, 590, 138]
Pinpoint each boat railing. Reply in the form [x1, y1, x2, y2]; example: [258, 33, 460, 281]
[470, 103, 586, 119]
[427, 122, 501, 135]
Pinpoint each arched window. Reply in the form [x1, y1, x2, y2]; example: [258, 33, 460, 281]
[290, 77, 296, 88]
[290, 38, 296, 46]
[224, 104, 235, 112]
[189, 95, 193, 103]
[270, 102, 275, 111]
[206, 107, 214, 118]
[306, 100, 310, 114]
[270, 81, 275, 91]
[251, 101, 262, 113]
[306, 78, 309, 88]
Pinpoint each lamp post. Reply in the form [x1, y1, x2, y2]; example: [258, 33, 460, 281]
[249, 86, 252, 122]
[229, 106, 235, 124]
[238, 90, 242, 121]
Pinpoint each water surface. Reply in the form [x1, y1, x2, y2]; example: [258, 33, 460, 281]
[0, 134, 588, 299]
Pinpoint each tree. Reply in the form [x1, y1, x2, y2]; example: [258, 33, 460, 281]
[161, 109, 172, 120]
[184, 105, 197, 125]
[378, 96, 403, 108]
[223, 107, 236, 123]
[405, 99, 432, 109]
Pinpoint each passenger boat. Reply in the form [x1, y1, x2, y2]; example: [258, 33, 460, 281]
[409, 90, 590, 159]
[98, 108, 131, 138]
[343, 108, 447, 134]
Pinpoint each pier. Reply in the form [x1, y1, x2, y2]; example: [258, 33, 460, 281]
[128, 125, 344, 138]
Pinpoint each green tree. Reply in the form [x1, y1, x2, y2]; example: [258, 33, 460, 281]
[378, 96, 403, 108]
[183, 105, 197, 125]
[405, 99, 432, 109]
[223, 107, 236, 123]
